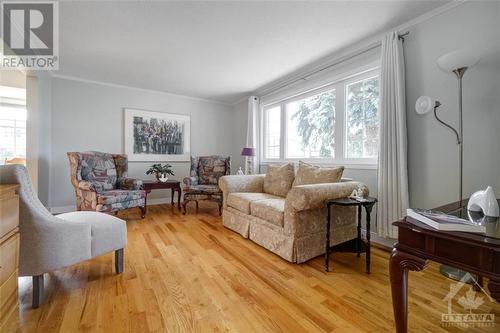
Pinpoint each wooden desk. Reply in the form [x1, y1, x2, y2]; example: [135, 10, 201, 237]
[0, 184, 19, 332]
[390, 215, 500, 333]
[143, 180, 182, 211]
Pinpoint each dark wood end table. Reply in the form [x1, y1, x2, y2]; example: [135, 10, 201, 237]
[390, 211, 500, 333]
[143, 180, 182, 213]
[324, 197, 377, 273]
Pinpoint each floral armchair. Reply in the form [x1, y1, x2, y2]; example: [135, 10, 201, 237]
[67, 151, 146, 217]
[182, 155, 231, 215]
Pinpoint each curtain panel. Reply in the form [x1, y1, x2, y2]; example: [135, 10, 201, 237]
[246, 96, 260, 173]
[377, 32, 410, 238]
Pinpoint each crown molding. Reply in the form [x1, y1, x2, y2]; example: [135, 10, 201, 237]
[252, 0, 467, 100]
[49, 73, 233, 106]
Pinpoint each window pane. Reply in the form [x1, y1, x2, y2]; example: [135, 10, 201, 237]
[264, 106, 281, 159]
[346, 76, 379, 158]
[286, 90, 335, 158]
[0, 106, 27, 164]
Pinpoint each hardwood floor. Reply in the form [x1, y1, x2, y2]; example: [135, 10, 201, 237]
[8, 203, 500, 332]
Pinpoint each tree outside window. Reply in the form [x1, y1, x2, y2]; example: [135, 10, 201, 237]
[346, 76, 379, 158]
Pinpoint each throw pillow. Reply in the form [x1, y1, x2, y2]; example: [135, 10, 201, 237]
[263, 163, 295, 197]
[292, 161, 344, 186]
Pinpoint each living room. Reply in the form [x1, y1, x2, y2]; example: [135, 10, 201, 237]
[0, 1, 499, 332]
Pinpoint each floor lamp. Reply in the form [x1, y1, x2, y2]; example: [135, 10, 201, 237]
[415, 49, 480, 282]
[415, 49, 479, 208]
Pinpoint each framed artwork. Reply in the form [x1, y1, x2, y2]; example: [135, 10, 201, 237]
[124, 108, 191, 162]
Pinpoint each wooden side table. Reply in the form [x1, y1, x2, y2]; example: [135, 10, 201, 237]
[324, 197, 377, 273]
[143, 180, 182, 212]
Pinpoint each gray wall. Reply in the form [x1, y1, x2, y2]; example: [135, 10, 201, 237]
[233, 2, 500, 211]
[46, 77, 235, 209]
[36, 74, 52, 205]
[405, 1, 500, 208]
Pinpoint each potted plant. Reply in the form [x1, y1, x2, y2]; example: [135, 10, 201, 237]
[146, 163, 174, 182]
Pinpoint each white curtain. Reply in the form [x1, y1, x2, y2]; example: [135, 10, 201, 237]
[246, 96, 260, 173]
[377, 32, 409, 238]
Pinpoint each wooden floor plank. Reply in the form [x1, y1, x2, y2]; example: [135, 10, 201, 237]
[10, 203, 500, 332]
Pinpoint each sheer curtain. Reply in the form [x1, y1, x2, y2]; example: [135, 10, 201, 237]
[377, 32, 409, 238]
[246, 96, 260, 173]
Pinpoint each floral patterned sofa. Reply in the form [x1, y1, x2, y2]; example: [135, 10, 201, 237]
[219, 162, 369, 263]
[67, 151, 146, 217]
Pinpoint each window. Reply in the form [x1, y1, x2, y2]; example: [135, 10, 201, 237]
[0, 86, 27, 165]
[262, 69, 379, 165]
[346, 76, 379, 158]
[0, 107, 26, 164]
[263, 105, 281, 159]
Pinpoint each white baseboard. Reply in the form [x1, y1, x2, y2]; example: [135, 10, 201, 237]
[362, 230, 396, 249]
[49, 197, 174, 214]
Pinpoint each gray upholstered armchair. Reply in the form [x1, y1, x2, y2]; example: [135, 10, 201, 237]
[182, 155, 230, 215]
[0, 165, 127, 308]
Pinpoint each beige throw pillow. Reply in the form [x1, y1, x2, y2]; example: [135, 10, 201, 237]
[292, 161, 344, 186]
[263, 163, 295, 197]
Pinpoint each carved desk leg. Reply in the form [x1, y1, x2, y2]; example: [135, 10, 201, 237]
[488, 280, 500, 303]
[389, 248, 429, 333]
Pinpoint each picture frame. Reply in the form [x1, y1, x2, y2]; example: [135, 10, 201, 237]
[124, 108, 191, 162]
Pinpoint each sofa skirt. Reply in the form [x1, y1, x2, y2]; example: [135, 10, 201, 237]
[222, 207, 357, 264]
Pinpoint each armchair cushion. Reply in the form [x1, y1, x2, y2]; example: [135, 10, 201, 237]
[292, 161, 344, 186]
[263, 163, 295, 197]
[227, 192, 280, 214]
[57, 211, 127, 258]
[97, 190, 146, 205]
[287, 181, 369, 211]
[117, 177, 143, 190]
[80, 152, 118, 191]
[250, 198, 285, 227]
[184, 184, 221, 195]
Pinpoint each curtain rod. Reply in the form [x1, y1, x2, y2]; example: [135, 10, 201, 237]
[261, 31, 409, 97]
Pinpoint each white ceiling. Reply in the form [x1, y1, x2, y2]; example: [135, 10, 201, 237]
[58, 1, 448, 104]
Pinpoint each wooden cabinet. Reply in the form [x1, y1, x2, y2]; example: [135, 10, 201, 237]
[0, 184, 19, 331]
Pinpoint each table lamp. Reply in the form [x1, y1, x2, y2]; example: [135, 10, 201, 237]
[241, 147, 255, 175]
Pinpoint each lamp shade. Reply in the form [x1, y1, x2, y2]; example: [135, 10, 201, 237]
[241, 147, 255, 157]
[437, 49, 479, 72]
[415, 96, 435, 115]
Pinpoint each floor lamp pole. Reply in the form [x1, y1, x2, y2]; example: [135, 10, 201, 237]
[440, 67, 472, 283]
[453, 67, 467, 210]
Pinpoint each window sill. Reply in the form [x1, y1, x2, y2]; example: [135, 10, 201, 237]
[259, 160, 378, 170]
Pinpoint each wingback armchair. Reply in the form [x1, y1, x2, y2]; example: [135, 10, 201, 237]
[182, 155, 230, 215]
[67, 151, 146, 217]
